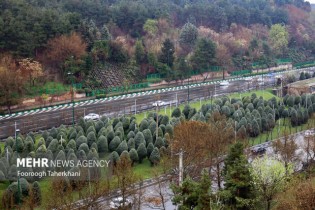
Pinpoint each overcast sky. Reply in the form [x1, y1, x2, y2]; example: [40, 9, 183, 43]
[307, 0, 315, 4]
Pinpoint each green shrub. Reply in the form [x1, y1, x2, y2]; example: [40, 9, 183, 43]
[146, 143, 154, 158]
[76, 136, 88, 149]
[172, 107, 181, 118]
[97, 135, 108, 153]
[129, 149, 139, 164]
[109, 136, 121, 152]
[149, 147, 160, 165]
[116, 141, 128, 155]
[134, 132, 145, 149]
[137, 143, 147, 163]
[128, 138, 135, 150]
[78, 143, 89, 155]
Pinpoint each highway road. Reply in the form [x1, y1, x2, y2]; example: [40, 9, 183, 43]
[0, 67, 313, 139]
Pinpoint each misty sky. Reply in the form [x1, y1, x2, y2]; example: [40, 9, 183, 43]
[307, 0, 315, 4]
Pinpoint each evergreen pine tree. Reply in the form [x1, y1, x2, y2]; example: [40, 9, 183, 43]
[222, 142, 255, 209]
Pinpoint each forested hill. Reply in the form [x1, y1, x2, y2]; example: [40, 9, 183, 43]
[0, 0, 314, 83]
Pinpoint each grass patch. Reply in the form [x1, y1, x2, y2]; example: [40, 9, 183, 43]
[249, 117, 315, 146]
[133, 158, 163, 179]
[25, 82, 70, 97]
[228, 89, 277, 101]
[0, 142, 5, 152]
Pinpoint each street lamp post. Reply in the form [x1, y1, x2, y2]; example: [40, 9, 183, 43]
[188, 76, 190, 103]
[185, 60, 190, 103]
[67, 72, 75, 126]
[167, 49, 173, 67]
[15, 122, 21, 205]
[234, 113, 238, 142]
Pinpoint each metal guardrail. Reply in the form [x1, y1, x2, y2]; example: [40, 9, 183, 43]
[0, 66, 313, 139]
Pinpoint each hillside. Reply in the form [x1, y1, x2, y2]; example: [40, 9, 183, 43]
[0, 0, 315, 98]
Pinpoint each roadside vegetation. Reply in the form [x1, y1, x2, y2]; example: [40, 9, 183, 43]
[1, 86, 315, 208]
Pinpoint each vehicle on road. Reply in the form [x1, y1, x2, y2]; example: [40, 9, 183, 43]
[219, 81, 230, 86]
[109, 197, 132, 209]
[152, 100, 166, 107]
[84, 113, 100, 121]
[244, 77, 252, 81]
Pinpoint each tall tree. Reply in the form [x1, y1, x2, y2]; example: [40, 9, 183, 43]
[114, 153, 139, 208]
[0, 55, 24, 113]
[135, 40, 146, 65]
[45, 32, 87, 78]
[158, 38, 175, 68]
[222, 142, 255, 210]
[18, 58, 43, 87]
[179, 22, 198, 52]
[269, 24, 289, 56]
[272, 131, 299, 174]
[143, 19, 158, 37]
[191, 38, 216, 71]
[250, 156, 293, 210]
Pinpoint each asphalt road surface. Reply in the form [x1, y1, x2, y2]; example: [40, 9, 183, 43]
[0, 68, 312, 139]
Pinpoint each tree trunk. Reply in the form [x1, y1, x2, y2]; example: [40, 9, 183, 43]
[267, 200, 271, 210]
[216, 163, 221, 189]
[7, 105, 11, 114]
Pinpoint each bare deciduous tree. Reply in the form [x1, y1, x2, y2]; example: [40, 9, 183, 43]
[272, 131, 300, 173]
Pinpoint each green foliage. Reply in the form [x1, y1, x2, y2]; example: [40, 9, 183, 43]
[142, 129, 153, 145]
[87, 148, 99, 160]
[149, 147, 160, 165]
[135, 39, 146, 65]
[116, 141, 128, 155]
[136, 143, 147, 163]
[76, 136, 88, 149]
[87, 131, 97, 147]
[127, 131, 135, 140]
[183, 104, 191, 119]
[128, 138, 135, 150]
[250, 156, 293, 209]
[139, 119, 149, 131]
[179, 22, 198, 49]
[66, 139, 77, 152]
[191, 38, 216, 70]
[78, 143, 89, 155]
[160, 115, 169, 125]
[172, 107, 181, 118]
[269, 24, 289, 56]
[148, 120, 157, 135]
[143, 19, 158, 36]
[32, 181, 42, 206]
[146, 142, 154, 158]
[222, 142, 255, 209]
[109, 136, 121, 152]
[97, 135, 108, 153]
[129, 148, 139, 164]
[158, 38, 175, 67]
[48, 139, 59, 154]
[134, 132, 145, 149]
[110, 151, 119, 165]
[154, 137, 164, 149]
[7, 165, 17, 182]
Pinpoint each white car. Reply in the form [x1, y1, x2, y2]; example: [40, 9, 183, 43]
[152, 100, 165, 107]
[219, 81, 230, 86]
[109, 197, 132, 209]
[84, 113, 100, 121]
